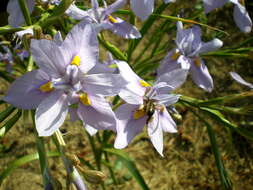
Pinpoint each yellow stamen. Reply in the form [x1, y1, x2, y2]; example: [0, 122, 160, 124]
[133, 108, 146, 120]
[108, 15, 118, 23]
[139, 80, 151, 87]
[39, 81, 54, 93]
[71, 55, 81, 66]
[79, 93, 91, 106]
[194, 57, 201, 67]
[170, 52, 181, 60]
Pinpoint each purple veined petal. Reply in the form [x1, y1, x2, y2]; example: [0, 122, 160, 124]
[233, 3, 252, 33]
[119, 88, 144, 105]
[177, 25, 202, 56]
[230, 72, 253, 89]
[152, 94, 180, 106]
[36, 91, 69, 136]
[53, 31, 63, 45]
[7, 0, 35, 27]
[88, 62, 115, 74]
[83, 73, 128, 96]
[114, 104, 147, 149]
[156, 69, 189, 92]
[62, 20, 99, 74]
[105, 17, 141, 39]
[147, 110, 164, 156]
[77, 95, 116, 131]
[130, 0, 154, 21]
[203, 0, 228, 14]
[159, 108, 177, 133]
[176, 22, 202, 54]
[65, 4, 89, 20]
[104, 0, 127, 16]
[196, 38, 223, 55]
[190, 58, 214, 92]
[157, 49, 178, 76]
[30, 39, 67, 78]
[3, 69, 52, 110]
[85, 125, 98, 136]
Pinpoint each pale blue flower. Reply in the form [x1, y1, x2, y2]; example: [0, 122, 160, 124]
[203, 0, 252, 33]
[4, 21, 126, 136]
[158, 21, 223, 92]
[114, 62, 188, 156]
[130, 0, 176, 21]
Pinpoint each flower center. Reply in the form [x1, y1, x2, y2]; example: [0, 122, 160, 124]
[139, 80, 151, 87]
[108, 15, 118, 23]
[133, 107, 146, 120]
[79, 93, 91, 106]
[70, 55, 81, 66]
[170, 52, 181, 60]
[39, 81, 54, 92]
[193, 57, 201, 67]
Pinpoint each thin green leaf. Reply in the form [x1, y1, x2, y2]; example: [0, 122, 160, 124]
[0, 110, 22, 138]
[0, 106, 16, 123]
[0, 152, 60, 185]
[98, 35, 127, 61]
[104, 148, 150, 190]
[200, 107, 253, 141]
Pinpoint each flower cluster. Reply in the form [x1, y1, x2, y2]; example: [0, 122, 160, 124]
[5, 0, 252, 156]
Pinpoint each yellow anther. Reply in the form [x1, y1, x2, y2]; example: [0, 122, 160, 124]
[79, 93, 91, 106]
[108, 15, 118, 23]
[194, 57, 201, 67]
[133, 108, 146, 120]
[170, 52, 181, 60]
[139, 80, 151, 87]
[71, 55, 81, 66]
[39, 81, 54, 93]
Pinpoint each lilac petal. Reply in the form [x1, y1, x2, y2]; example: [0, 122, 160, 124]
[7, 0, 35, 27]
[156, 69, 189, 91]
[130, 0, 154, 21]
[88, 62, 115, 74]
[77, 95, 116, 131]
[3, 70, 51, 109]
[177, 24, 202, 56]
[159, 108, 177, 133]
[230, 72, 253, 89]
[176, 22, 202, 53]
[233, 3, 252, 33]
[36, 91, 69, 136]
[62, 20, 99, 74]
[105, 0, 127, 15]
[152, 94, 180, 106]
[53, 31, 63, 45]
[85, 125, 98, 136]
[147, 110, 164, 156]
[65, 4, 89, 20]
[203, 0, 228, 14]
[197, 38, 223, 54]
[30, 39, 67, 78]
[83, 73, 127, 96]
[114, 104, 147, 149]
[116, 61, 146, 101]
[106, 17, 141, 39]
[190, 58, 214, 92]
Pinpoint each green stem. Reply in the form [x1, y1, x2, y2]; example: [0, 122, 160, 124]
[18, 0, 32, 25]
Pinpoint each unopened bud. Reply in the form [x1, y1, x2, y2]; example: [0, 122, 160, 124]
[81, 169, 106, 184]
[33, 25, 43, 39]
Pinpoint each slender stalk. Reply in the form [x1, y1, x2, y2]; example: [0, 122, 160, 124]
[18, 0, 32, 26]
